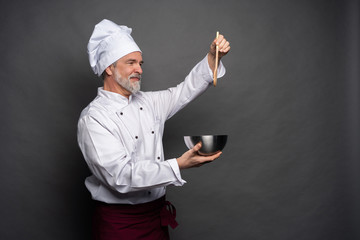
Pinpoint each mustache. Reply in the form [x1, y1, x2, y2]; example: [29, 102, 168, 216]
[129, 73, 142, 80]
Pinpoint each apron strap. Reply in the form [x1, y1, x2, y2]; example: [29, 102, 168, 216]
[160, 201, 179, 229]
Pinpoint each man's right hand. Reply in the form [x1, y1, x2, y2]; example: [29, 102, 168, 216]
[176, 142, 222, 169]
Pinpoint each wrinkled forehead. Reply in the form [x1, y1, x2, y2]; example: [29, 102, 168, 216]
[118, 51, 143, 62]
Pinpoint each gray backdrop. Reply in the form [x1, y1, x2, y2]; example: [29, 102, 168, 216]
[1, 0, 359, 239]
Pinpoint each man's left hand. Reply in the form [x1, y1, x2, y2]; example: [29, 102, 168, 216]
[208, 34, 230, 72]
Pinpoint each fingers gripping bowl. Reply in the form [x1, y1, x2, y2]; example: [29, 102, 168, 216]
[184, 135, 228, 156]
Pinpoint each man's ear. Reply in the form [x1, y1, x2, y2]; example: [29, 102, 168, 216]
[105, 66, 113, 76]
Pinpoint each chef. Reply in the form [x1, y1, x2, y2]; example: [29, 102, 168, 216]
[77, 19, 230, 240]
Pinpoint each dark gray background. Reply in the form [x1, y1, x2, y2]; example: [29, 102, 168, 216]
[1, 0, 359, 239]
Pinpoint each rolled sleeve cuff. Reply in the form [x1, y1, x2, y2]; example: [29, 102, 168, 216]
[208, 60, 226, 81]
[167, 158, 186, 186]
[196, 55, 226, 84]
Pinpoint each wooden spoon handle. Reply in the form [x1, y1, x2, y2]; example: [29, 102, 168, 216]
[213, 31, 219, 87]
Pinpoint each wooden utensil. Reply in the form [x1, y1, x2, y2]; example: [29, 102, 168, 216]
[213, 31, 219, 86]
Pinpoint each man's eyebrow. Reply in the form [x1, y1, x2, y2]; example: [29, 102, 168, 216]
[125, 59, 144, 64]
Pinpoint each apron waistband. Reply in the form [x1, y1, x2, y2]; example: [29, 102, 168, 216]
[94, 196, 178, 229]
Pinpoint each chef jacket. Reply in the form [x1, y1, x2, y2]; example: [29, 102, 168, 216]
[77, 55, 226, 204]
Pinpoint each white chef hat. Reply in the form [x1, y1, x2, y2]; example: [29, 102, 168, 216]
[87, 19, 142, 76]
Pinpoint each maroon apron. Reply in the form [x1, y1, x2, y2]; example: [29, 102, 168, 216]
[92, 196, 178, 240]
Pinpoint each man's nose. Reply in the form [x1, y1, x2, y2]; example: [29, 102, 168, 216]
[135, 64, 143, 75]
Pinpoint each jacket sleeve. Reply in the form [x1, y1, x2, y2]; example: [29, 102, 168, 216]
[149, 55, 226, 121]
[77, 114, 186, 194]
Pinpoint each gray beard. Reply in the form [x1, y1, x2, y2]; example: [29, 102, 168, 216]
[114, 71, 141, 94]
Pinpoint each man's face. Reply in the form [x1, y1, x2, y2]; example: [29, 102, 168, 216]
[113, 51, 143, 94]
